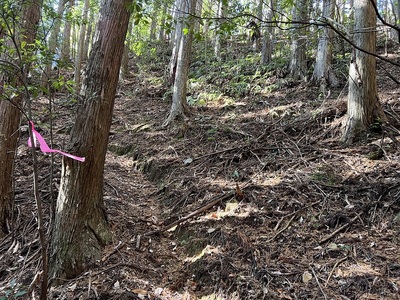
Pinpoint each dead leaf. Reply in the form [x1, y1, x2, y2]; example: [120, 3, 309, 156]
[302, 271, 312, 283]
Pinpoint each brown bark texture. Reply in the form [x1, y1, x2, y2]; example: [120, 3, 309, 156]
[164, 0, 196, 126]
[50, 0, 132, 282]
[341, 0, 385, 143]
[0, 0, 42, 237]
[289, 0, 308, 80]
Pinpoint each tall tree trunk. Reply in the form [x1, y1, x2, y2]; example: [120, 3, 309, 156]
[214, 0, 225, 61]
[261, 0, 275, 64]
[50, 0, 132, 283]
[398, 0, 400, 42]
[289, 0, 308, 80]
[83, 4, 95, 64]
[194, 0, 203, 33]
[254, 0, 263, 52]
[0, 0, 42, 237]
[48, 0, 66, 55]
[168, 0, 184, 85]
[163, 0, 196, 126]
[121, 20, 133, 80]
[341, 0, 385, 143]
[41, 0, 66, 91]
[312, 0, 338, 86]
[149, 0, 159, 40]
[158, 3, 167, 41]
[74, 0, 90, 95]
[61, 0, 74, 61]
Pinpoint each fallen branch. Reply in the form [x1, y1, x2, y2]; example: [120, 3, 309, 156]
[192, 146, 244, 162]
[100, 241, 124, 263]
[319, 214, 360, 244]
[325, 256, 348, 287]
[259, 200, 321, 241]
[311, 266, 328, 300]
[266, 214, 296, 242]
[144, 191, 235, 236]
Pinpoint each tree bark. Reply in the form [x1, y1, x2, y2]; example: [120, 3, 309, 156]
[254, 0, 263, 52]
[0, 0, 42, 237]
[50, 0, 132, 282]
[149, 0, 159, 40]
[168, 0, 184, 85]
[261, 0, 275, 64]
[74, 0, 90, 95]
[214, 0, 225, 61]
[41, 0, 66, 91]
[163, 0, 196, 126]
[289, 0, 308, 80]
[61, 0, 74, 61]
[312, 0, 338, 87]
[158, 3, 167, 41]
[194, 0, 203, 33]
[83, 6, 95, 62]
[341, 0, 385, 143]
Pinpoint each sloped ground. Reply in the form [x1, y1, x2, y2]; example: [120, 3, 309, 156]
[1, 49, 400, 300]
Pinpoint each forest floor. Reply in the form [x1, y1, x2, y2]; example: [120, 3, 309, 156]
[1, 44, 400, 300]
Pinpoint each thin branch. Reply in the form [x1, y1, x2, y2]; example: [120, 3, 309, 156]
[319, 214, 360, 244]
[369, 0, 400, 34]
[311, 266, 328, 300]
[144, 191, 235, 236]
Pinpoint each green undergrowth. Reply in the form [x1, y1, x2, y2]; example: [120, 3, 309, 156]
[135, 38, 351, 109]
[189, 54, 289, 101]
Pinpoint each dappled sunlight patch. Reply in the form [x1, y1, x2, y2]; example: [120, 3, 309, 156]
[266, 101, 304, 118]
[198, 291, 240, 300]
[336, 263, 381, 277]
[106, 152, 136, 169]
[198, 201, 258, 221]
[195, 92, 237, 108]
[248, 170, 285, 187]
[184, 245, 222, 263]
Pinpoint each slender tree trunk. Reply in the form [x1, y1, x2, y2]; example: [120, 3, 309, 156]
[121, 20, 133, 80]
[168, 0, 184, 85]
[41, 0, 65, 91]
[163, 0, 196, 126]
[194, 0, 203, 33]
[74, 0, 90, 95]
[254, 0, 263, 52]
[0, 0, 42, 237]
[158, 3, 167, 41]
[289, 0, 308, 80]
[50, 0, 132, 283]
[169, 0, 180, 48]
[214, 0, 225, 61]
[83, 5, 95, 63]
[61, 0, 74, 61]
[312, 0, 338, 86]
[341, 0, 385, 143]
[261, 0, 275, 64]
[398, 0, 400, 42]
[149, 0, 159, 40]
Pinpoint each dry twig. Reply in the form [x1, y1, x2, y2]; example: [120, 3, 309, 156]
[325, 256, 348, 287]
[319, 214, 360, 244]
[311, 266, 328, 300]
[144, 191, 235, 236]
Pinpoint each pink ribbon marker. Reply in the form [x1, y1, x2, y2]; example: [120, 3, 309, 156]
[27, 121, 85, 162]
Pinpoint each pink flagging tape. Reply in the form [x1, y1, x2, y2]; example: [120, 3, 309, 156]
[27, 121, 85, 162]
